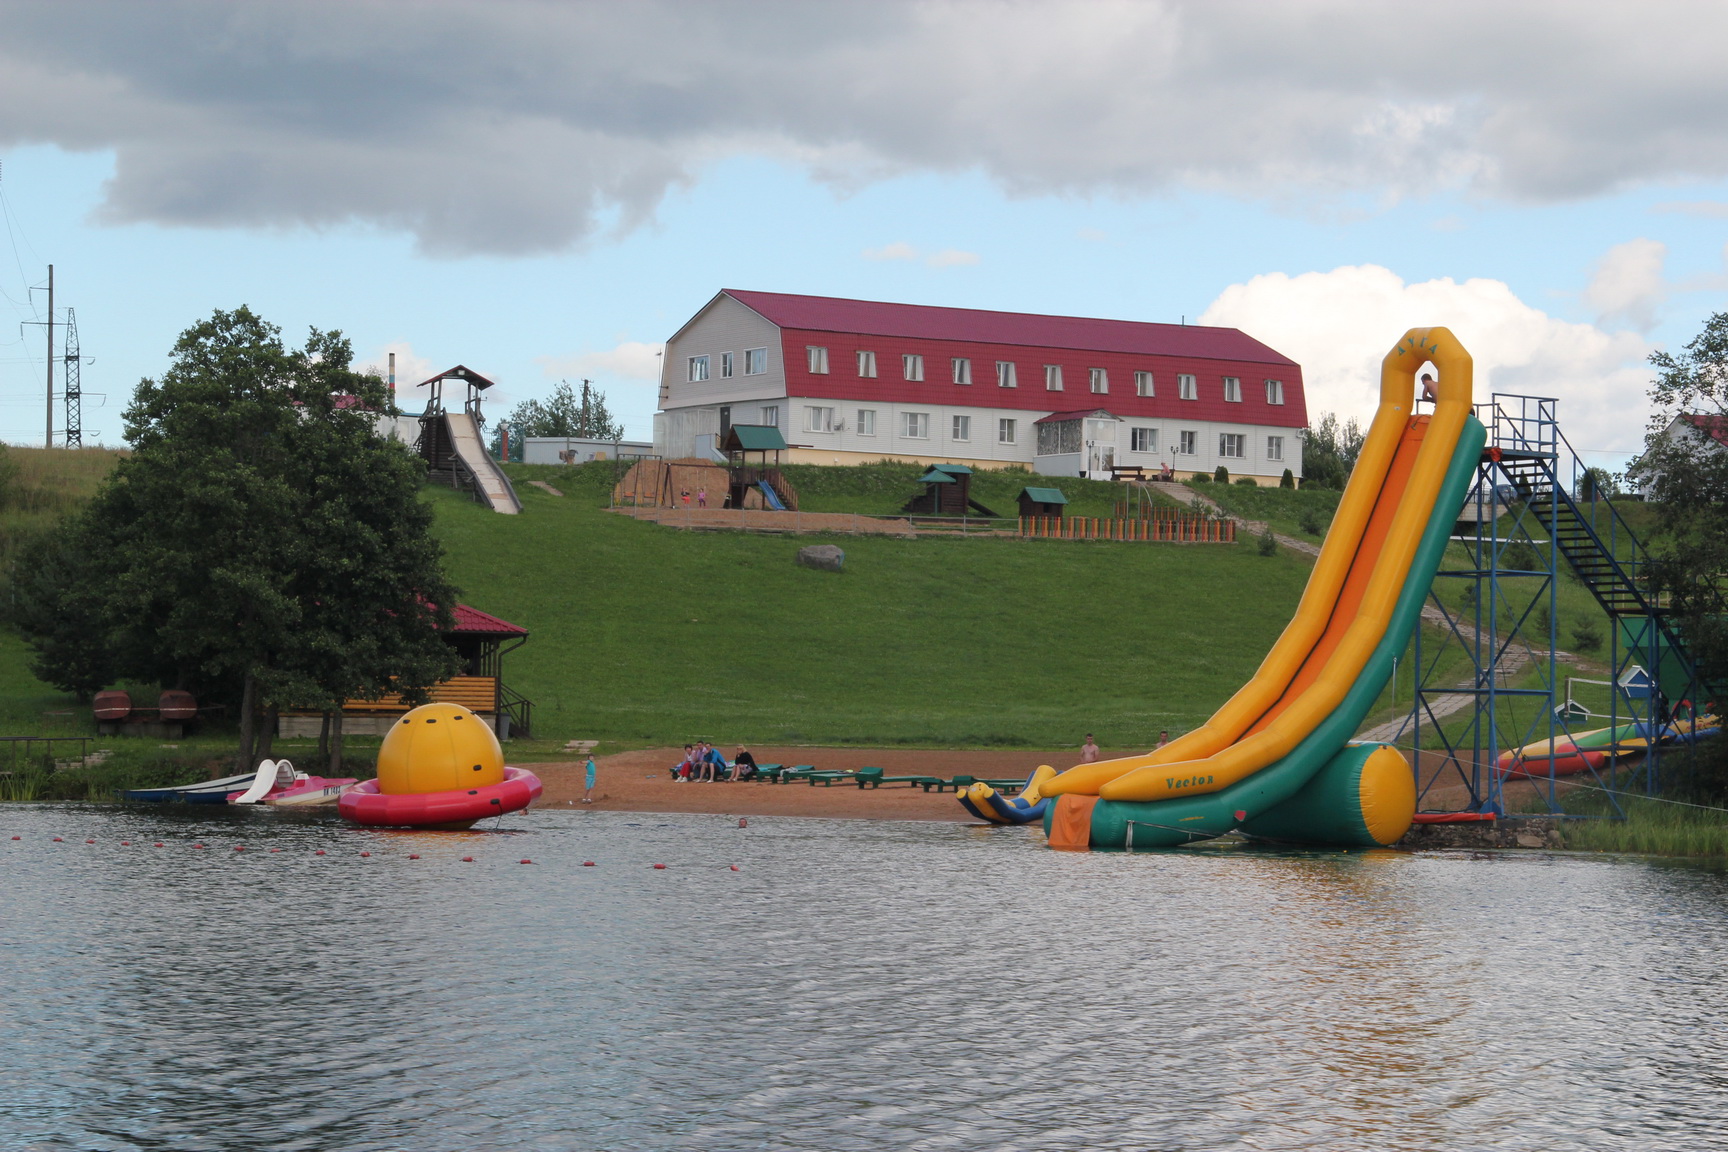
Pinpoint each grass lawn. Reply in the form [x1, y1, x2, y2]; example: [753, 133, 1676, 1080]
[431, 463, 1308, 749]
[1184, 479, 1343, 543]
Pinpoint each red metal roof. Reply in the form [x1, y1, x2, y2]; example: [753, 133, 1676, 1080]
[449, 604, 528, 635]
[725, 290, 1296, 365]
[1682, 413, 1728, 447]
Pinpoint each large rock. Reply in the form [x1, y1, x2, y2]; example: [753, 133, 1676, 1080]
[796, 544, 845, 572]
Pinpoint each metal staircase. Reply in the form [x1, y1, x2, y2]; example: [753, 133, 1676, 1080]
[1406, 394, 1714, 816]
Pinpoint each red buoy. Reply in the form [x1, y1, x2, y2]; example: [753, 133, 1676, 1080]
[462, 856, 474, 862]
[233, 846, 245, 852]
[121, 841, 131, 846]
[153, 842, 164, 847]
[53, 837, 63, 842]
[730, 864, 740, 871]
[315, 850, 326, 856]
[193, 844, 205, 850]
[269, 848, 280, 853]
[519, 859, 533, 864]
[582, 861, 596, 867]
[652, 863, 667, 869]
[408, 854, 421, 860]
[359, 851, 371, 857]
[86, 839, 95, 844]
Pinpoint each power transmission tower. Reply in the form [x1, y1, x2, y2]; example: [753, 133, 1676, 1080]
[62, 307, 83, 447]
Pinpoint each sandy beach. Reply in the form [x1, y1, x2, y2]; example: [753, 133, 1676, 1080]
[529, 745, 1081, 820]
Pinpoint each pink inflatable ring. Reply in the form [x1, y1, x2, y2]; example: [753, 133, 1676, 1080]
[338, 767, 543, 829]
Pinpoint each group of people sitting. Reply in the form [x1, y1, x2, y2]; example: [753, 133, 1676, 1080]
[670, 742, 760, 782]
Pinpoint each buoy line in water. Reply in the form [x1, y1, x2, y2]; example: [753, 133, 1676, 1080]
[5, 835, 744, 870]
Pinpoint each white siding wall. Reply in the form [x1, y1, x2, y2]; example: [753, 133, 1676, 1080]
[787, 396, 1040, 465]
[1110, 416, 1302, 481]
[662, 295, 786, 409]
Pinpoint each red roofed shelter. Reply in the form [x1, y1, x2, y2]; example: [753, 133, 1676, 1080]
[279, 603, 532, 739]
[655, 290, 1307, 485]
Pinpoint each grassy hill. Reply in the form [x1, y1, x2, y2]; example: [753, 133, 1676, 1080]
[435, 462, 1307, 748]
[0, 450, 1628, 761]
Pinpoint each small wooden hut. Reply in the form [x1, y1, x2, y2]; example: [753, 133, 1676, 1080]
[1017, 486, 1069, 518]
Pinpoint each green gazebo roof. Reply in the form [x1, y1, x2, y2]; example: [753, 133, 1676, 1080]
[1019, 486, 1068, 504]
[723, 425, 788, 452]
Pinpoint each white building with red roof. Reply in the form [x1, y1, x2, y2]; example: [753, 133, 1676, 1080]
[655, 290, 1308, 483]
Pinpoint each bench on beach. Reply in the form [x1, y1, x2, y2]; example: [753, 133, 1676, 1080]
[852, 767, 942, 789]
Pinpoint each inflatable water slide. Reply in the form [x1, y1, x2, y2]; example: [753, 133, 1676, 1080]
[1042, 328, 1486, 851]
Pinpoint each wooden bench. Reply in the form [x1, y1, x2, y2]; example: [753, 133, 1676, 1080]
[1110, 465, 1149, 482]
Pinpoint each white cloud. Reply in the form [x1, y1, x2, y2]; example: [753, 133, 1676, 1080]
[1585, 238, 1667, 332]
[925, 248, 979, 267]
[10, 3, 1728, 254]
[1199, 265, 1652, 454]
[863, 241, 920, 262]
[536, 340, 663, 385]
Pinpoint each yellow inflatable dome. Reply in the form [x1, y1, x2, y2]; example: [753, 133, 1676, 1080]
[376, 703, 505, 795]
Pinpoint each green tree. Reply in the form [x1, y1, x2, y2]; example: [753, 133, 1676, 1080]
[489, 378, 625, 458]
[1635, 313, 1728, 701]
[15, 307, 461, 768]
[1299, 412, 1364, 489]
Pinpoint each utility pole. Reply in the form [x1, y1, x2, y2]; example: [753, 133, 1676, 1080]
[45, 264, 54, 448]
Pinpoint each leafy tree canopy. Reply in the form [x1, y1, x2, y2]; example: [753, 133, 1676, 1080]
[1635, 314, 1728, 701]
[1299, 412, 1364, 490]
[489, 378, 625, 460]
[12, 307, 461, 762]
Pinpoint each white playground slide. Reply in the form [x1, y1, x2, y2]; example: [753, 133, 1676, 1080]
[446, 409, 522, 514]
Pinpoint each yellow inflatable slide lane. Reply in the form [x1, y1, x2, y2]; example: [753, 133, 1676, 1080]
[1042, 328, 1481, 848]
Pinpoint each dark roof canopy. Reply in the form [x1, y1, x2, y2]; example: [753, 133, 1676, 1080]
[417, 364, 498, 391]
[1019, 486, 1068, 505]
[724, 424, 788, 452]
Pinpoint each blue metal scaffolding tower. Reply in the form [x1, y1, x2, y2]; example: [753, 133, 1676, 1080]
[1395, 394, 1711, 817]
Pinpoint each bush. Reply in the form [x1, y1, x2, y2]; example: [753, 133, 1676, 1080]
[1280, 468, 1295, 489]
[1257, 526, 1278, 556]
[1299, 508, 1324, 536]
[1571, 619, 1603, 652]
[1234, 477, 1257, 487]
[1214, 465, 1230, 484]
[1191, 473, 1211, 483]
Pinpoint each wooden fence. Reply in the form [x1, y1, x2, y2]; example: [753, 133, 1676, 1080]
[1018, 515, 1236, 542]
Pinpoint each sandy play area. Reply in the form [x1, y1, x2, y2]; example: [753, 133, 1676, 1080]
[529, 745, 1085, 820]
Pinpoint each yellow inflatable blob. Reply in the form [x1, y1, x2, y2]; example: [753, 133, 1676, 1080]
[376, 703, 505, 795]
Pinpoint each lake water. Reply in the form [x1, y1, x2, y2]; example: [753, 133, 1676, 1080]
[2, 805, 1725, 1152]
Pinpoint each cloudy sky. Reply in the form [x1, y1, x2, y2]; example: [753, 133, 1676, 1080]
[3, 0, 1728, 464]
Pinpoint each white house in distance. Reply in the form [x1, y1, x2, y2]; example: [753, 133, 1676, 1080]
[654, 290, 1308, 483]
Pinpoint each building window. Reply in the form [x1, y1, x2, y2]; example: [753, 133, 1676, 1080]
[1223, 377, 1241, 403]
[999, 418, 1016, 444]
[903, 354, 924, 381]
[1037, 419, 1082, 455]
[1090, 368, 1108, 394]
[1179, 430, 1197, 455]
[857, 350, 877, 378]
[1179, 373, 1197, 400]
[806, 346, 829, 374]
[1045, 364, 1064, 391]
[1130, 427, 1156, 453]
[806, 406, 835, 433]
[1268, 435, 1283, 461]
[858, 409, 876, 436]
[760, 405, 780, 429]
[952, 357, 972, 385]
[1135, 371, 1154, 397]
[952, 414, 971, 441]
[688, 356, 710, 382]
[997, 361, 1017, 388]
[742, 348, 767, 375]
[720, 352, 735, 378]
[903, 411, 929, 439]
[1266, 379, 1284, 405]
[1220, 433, 1245, 458]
